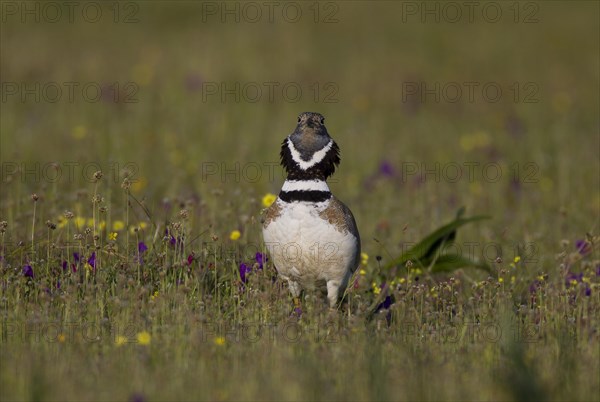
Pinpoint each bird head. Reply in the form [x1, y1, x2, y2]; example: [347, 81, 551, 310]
[280, 112, 340, 180]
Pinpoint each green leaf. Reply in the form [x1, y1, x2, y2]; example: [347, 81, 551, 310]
[426, 253, 491, 274]
[383, 207, 490, 271]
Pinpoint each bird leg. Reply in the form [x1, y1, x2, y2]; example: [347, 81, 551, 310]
[326, 280, 341, 310]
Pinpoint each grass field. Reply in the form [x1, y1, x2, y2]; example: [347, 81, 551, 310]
[1, 1, 599, 401]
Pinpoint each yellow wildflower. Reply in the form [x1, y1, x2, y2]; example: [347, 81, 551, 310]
[459, 131, 491, 152]
[115, 336, 127, 347]
[151, 291, 159, 301]
[262, 193, 277, 208]
[361, 252, 369, 265]
[57, 333, 66, 343]
[72, 125, 87, 140]
[514, 256, 521, 263]
[214, 336, 226, 346]
[108, 232, 118, 241]
[74, 217, 86, 229]
[132, 176, 148, 193]
[499, 277, 504, 283]
[57, 216, 67, 229]
[372, 282, 381, 295]
[359, 269, 366, 276]
[84, 262, 93, 280]
[112, 220, 125, 231]
[229, 230, 241, 241]
[132, 63, 154, 86]
[136, 331, 151, 345]
[129, 222, 148, 234]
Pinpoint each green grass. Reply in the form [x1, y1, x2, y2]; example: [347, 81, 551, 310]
[1, 2, 599, 401]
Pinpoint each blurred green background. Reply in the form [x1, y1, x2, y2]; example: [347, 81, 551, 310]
[2, 2, 598, 245]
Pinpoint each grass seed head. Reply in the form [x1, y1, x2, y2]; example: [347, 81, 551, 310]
[121, 178, 131, 190]
[179, 209, 189, 220]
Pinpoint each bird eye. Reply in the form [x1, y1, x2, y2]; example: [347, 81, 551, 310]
[320, 117, 325, 124]
[298, 116, 301, 123]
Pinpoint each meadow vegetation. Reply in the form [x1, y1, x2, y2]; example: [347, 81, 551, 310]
[1, 2, 599, 401]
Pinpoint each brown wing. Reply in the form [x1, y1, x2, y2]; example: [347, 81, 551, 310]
[319, 196, 361, 272]
[262, 200, 281, 229]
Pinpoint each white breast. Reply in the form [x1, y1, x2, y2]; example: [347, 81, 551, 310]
[262, 199, 358, 290]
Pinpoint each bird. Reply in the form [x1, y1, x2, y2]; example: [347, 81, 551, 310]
[262, 112, 361, 309]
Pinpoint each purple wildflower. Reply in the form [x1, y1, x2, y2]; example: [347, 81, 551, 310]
[373, 282, 395, 325]
[381, 295, 394, 309]
[72, 252, 80, 272]
[378, 161, 395, 177]
[564, 271, 591, 296]
[375, 294, 394, 313]
[87, 252, 96, 269]
[164, 229, 177, 246]
[138, 242, 148, 254]
[374, 295, 394, 326]
[23, 264, 34, 278]
[505, 114, 525, 138]
[529, 280, 541, 294]
[565, 271, 583, 288]
[239, 263, 252, 283]
[255, 252, 266, 269]
[137, 242, 148, 265]
[293, 307, 302, 317]
[62, 260, 67, 271]
[575, 239, 592, 256]
[129, 393, 146, 402]
[187, 254, 194, 266]
[364, 160, 398, 190]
